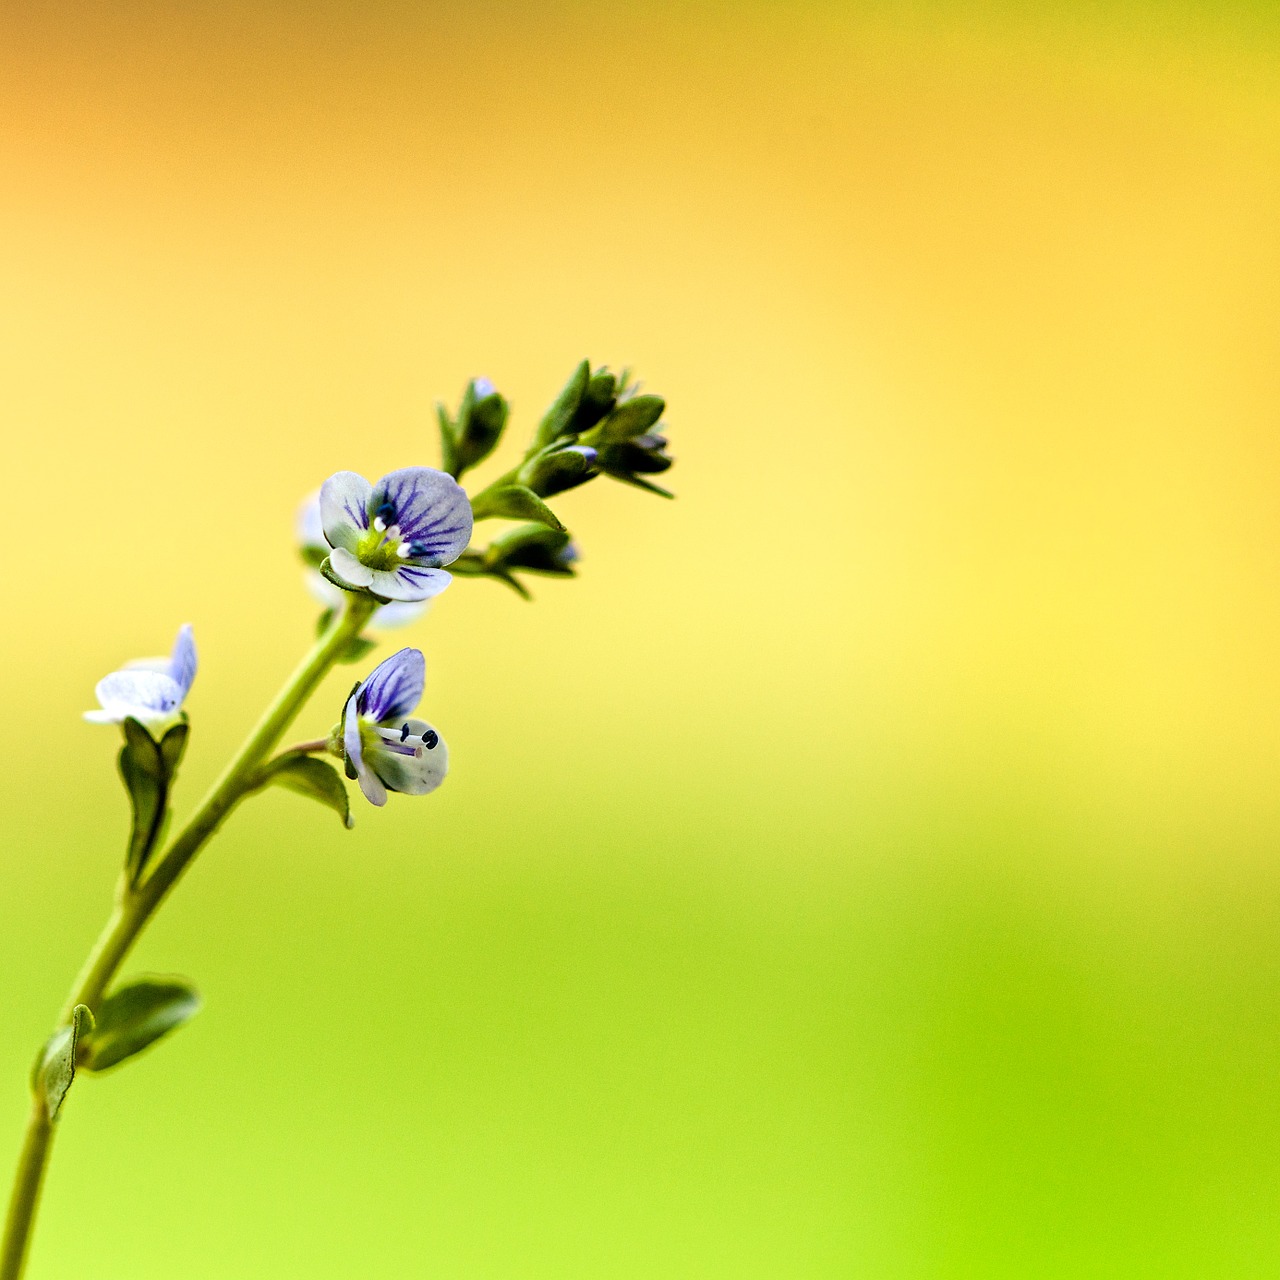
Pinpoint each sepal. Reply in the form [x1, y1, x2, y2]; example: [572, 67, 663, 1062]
[119, 717, 189, 884]
[319, 556, 393, 606]
[470, 484, 566, 531]
[533, 359, 590, 448]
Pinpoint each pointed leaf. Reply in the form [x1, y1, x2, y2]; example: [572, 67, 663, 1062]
[336, 634, 378, 665]
[82, 978, 201, 1072]
[36, 1005, 94, 1120]
[261, 754, 353, 829]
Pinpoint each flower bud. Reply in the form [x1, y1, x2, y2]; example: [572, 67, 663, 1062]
[440, 377, 509, 478]
[520, 443, 599, 498]
[598, 432, 674, 496]
[568, 370, 618, 434]
[489, 523, 578, 577]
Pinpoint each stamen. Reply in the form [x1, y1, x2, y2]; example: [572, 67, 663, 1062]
[375, 501, 396, 524]
[395, 542, 413, 558]
[422, 729, 439, 750]
[373, 516, 387, 532]
[400, 723, 410, 742]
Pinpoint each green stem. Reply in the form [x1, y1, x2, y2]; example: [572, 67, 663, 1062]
[1, 592, 375, 1280]
[0, 1107, 51, 1280]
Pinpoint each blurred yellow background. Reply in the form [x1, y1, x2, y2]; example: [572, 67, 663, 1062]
[3, 1, 1280, 1275]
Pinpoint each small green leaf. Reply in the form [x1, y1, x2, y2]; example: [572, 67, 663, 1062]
[35, 1005, 94, 1120]
[470, 485, 565, 531]
[595, 394, 665, 442]
[534, 359, 590, 448]
[82, 979, 201, 1072]
[314, 607, 336, 638]
[518, 444, 598, 498]
[336, 634, 377, 665]
[260, 754, 353, 828]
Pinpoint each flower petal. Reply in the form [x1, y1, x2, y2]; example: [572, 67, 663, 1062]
[344, 691, 386, 805]
[357, 647, 424, 724]
[167, 624, 197, 699]
[89, 670, 184, 723]
[320, 471, 373, 554]
[372, 599, 429, 629]
[368, 565, 452, 603]
[370, 468, 472, 566]
[329, 547, 375, 589]
[368, 719, 448, 796]
[305, 568, 346, 609]
[297, 490, 325, 550]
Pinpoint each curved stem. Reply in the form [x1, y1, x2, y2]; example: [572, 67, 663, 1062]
[1, 593, 375, 1279]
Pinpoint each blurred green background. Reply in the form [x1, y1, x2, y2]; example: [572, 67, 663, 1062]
[4, 1, 1280, 1275]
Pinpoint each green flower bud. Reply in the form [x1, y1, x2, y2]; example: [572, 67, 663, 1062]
[519, 443, 600, 497]
[439, 377, 509, 478]
[598, 432, 674, 496]
[489, 523, 579, 577]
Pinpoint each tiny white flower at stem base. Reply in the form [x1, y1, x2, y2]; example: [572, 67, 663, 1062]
[342, 648, 448, 806]
[318, 468, 472, 603]
[84, 625, 197, 730]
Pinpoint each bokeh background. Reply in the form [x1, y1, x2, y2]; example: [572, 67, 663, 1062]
[3, 1, 1280, 1275]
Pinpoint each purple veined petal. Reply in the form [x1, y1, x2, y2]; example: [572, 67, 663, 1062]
[369, 468, 473, 566]
[357, 647, 425, 724]
[85, 670, 184, 724]
[296, 490, 325, 551]
[329, 547, 375, 589]
[368, 564, 452, 603]
[320, 471, 373, 554]
[344, 691, 387, 806]
[167, 624, 197, 699]
[367, 718, 449, 796]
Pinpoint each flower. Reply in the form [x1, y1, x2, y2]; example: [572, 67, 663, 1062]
[297, 492, 427, 628]
[320, 468, 472, 602]
[85, 625, 198, 729]
[341, 648, 447, 806]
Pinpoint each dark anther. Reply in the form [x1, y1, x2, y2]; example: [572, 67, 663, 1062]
[400, 723, 411, 742]
[422, 729, 439, 750]
[407, 541, 430, 558]
[376, 500, 396, 524]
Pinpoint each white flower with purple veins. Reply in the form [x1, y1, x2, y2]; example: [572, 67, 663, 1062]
[84, 625, 197, 729]
[320, 467, 473, 602]
[342, 648, 447, 806]
[297, 492, 427, 628]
